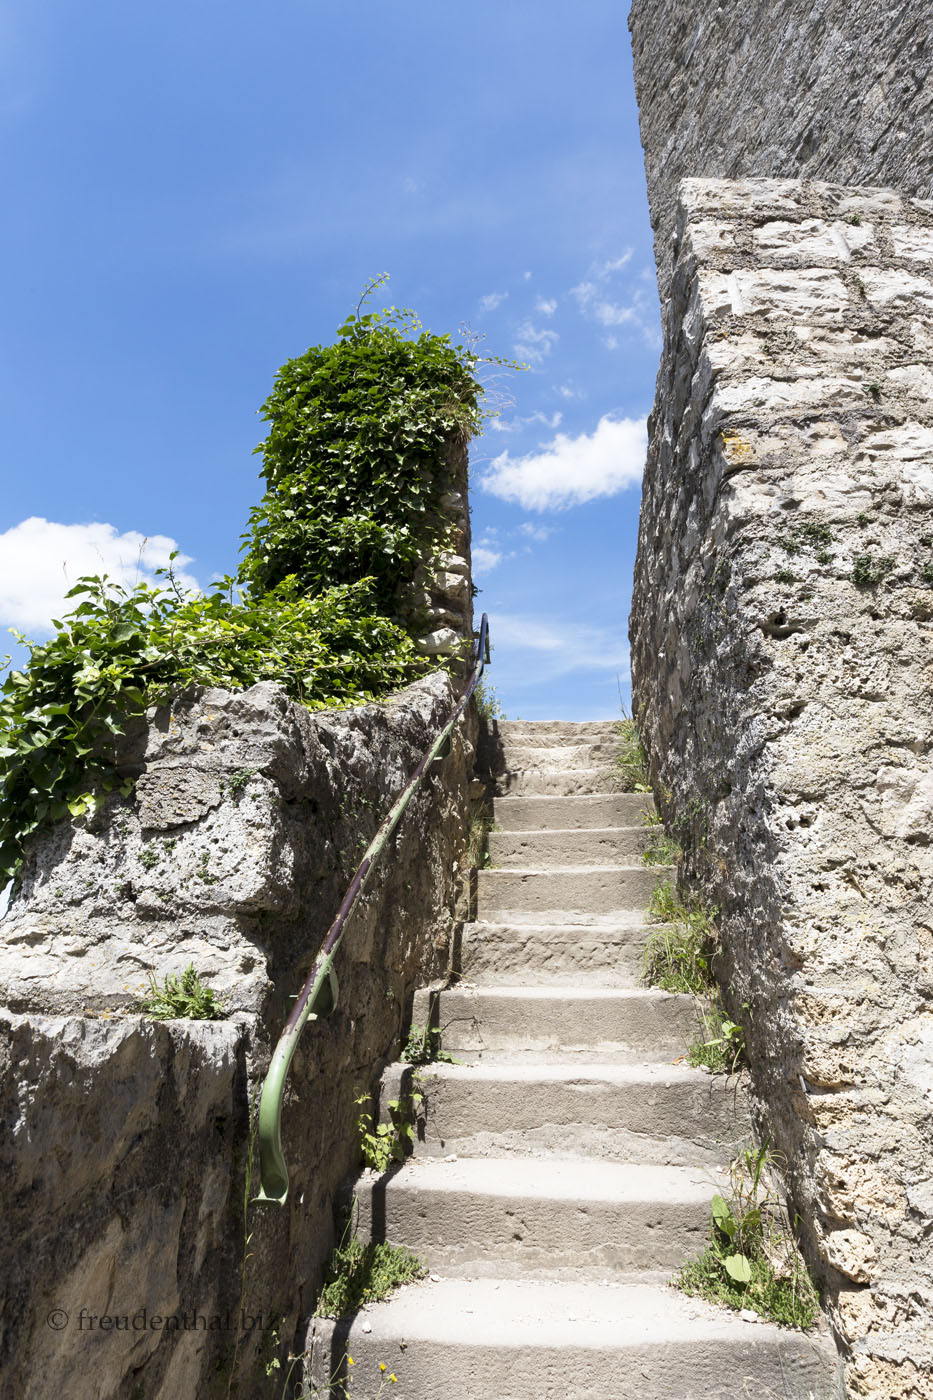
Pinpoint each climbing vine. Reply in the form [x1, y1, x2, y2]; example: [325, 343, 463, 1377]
[0, 290, 496, 882]
[239, 296, 482, 608]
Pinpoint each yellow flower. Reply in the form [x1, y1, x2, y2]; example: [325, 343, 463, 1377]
[380, 1364, 387, 1373]
[347, 1357, 354, 1367]
[390, 1377, 397, 1384]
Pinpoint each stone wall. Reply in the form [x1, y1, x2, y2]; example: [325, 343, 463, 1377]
[628, 0, 933, 300]
[630, 176, 933, 1398]
[410, 436, 475, 663]
[0, 672, 477, 1398]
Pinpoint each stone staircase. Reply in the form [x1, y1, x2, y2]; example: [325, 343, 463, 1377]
[308, 721, 841, 1399]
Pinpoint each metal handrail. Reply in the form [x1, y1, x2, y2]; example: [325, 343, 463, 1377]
[255, 613, 490, 1204]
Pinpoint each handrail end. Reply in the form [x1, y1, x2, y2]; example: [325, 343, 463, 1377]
[254, 1154, 290, 1206]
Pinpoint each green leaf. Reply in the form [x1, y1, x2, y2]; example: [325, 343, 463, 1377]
[724, 1253, 753, 1284]
[711, 1194, 736, 1239]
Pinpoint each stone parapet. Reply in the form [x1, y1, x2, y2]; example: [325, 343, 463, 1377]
[630, 177, 933, 1398]
[0, 673, 477, 1397]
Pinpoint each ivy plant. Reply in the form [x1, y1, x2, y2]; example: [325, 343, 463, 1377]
[239, 297, 484, 609]
[0, 572, 420, 881]
[0, 291, 503, 885]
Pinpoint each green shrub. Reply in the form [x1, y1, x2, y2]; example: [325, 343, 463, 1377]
[0, 574, 420, 881]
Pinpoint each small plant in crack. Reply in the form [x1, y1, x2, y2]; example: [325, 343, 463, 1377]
[224, 767, 257, 799]
[688, 995, 747, 1074]
[640, 809, 682, 868]
[401, 1023, 458, 1066]
[852, 553, 894, 588]
[138, 963, 226, 1020]
[643, 881, 718, 995]
[676, 1143, 820, 1329]
[355, 1087, 422, 1172]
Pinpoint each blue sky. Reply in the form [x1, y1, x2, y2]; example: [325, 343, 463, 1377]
[0, 0, 659, 721]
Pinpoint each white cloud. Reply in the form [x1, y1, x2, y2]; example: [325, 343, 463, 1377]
[570, 249, 659, 347]
[0, 518, 198, 635]
[490, 613, 630, 682]
[522, 270, 532, 281]
[479, 290, 508, 312]
[488, 408, 563, 435]
[593, 301, 638, 327]
[596, 250, 633, 276]
[480, 415, 647, 511]
[570, 280, 596, 309]
[513, 320, 559, 365]
[472, 545, 502, 574]
[518, 523, 555, 542]
[535, 297, 557, 317]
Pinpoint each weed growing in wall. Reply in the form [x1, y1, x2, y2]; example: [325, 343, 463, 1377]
[852, 553, 895, 587]
[138, 963, 226, 1020]
[315, 1207, 426, 1318]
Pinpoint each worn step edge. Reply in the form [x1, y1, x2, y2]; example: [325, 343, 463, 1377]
[491, 793, 653, 831]
[401, 1060, 749, 1165]
[416, 985, 699, 1060]
[306, 1278, 841, 1400]
[351, 1157, 715, 1274]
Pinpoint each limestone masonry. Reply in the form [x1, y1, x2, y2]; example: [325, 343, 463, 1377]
[629, 0, 933, 301]
[630, 178, 933, 1398]
[0, 673, 475, 1398]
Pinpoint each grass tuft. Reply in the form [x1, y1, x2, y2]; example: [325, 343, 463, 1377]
[315, 1235, 426, 1318]
[643, 881, 717, 995]
[615, 718, 650, 792]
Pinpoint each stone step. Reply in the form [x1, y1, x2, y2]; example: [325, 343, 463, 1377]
[493, 792, 653, 832]
[407, 1061, 748, 1167]
[415, 985, 698, 1062]
[495, 720, 622, 746]
[494, 767, 615, 797]
[476, 866, 670, 922]
[489, 826, 654, 866]
[352, 1157, 714, 1276]
[459, 919, 651, 986]
[498, 742, 618, 771]
[306, 1277, 841, 1400]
